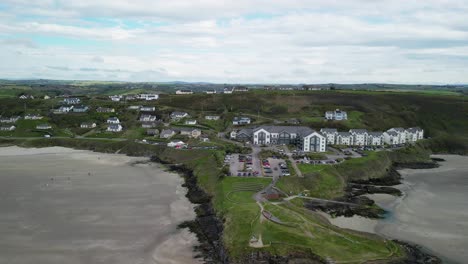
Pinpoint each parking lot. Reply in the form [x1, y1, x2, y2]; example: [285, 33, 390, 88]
[262, 157, 288, 179]
[226, 153, 262, 177]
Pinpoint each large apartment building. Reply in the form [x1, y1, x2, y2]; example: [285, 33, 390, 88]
[321, 127, 423, 146]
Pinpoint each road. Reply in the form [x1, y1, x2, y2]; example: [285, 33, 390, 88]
[283, 145, 303, 177]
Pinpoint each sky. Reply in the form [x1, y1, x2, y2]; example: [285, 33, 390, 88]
[0, 0, 468, 84]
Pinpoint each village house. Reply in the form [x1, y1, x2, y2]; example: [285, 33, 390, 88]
[141, 121, 161, 128]
[19, 94, 34, 99]
[367, 132, 384, 146]
[223, 88, 233, 94]
[96, 107, 115, 113]
[320, 128, 338, 145]
[107, 117, 120, 124]
[233, 86, 249, 92]
[140, 106, 156, 112]
[24, 114, 43, 120]
[0, 116, 21, 123]
[128, 105, 142, 110]
[167, 140, 186, 148]
[205, 89, 217, 94]
[63, 98, 81, 105]
[233, 117, 251, 125]
[107, 124, 123, 132]
[139, 114, 157, 122]
[43, 95, 51, 100]
[325, 109, 348, 121]
[406, 127, 424, 142]
[175, 90, 193, 95]
[54, 105, 74, 114]
[349, 129, 368, 146]
[139, 94, 159, 100]
[205, 115, 220, 121]
[146, 129, 159, 136]
[160, 129, 176, 139]
[72, 105, 89, 113]
[0, 125, 16, 131]
[179, 127, 202, 138]
[200, 136, 210, 142]
[251, 126, 326, 152]
[170, 111, 189, 120]
[80, 122, 97, 129]
[36, 123, 52, 130]
[109, 95, 123, 102]
[336, 132, 353, 145]
[185, 120, 197, 125]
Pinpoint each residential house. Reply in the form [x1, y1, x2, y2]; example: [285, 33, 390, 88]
[320, 128, 338, 145]
[170, 111, 189, 120]
[349, 129, 368, 146]
[205, 115, 220, 120]
[139, 114, 157, 122]
[0, 125, 16, 131]
[205, 89, 217, 94]
[109, 95, 122, 102]
[72, 105, 89, 113]
[223, 88, 233, 94]
[24, 114, 43, 120]
[125, 95, 137, 101]
[251, 126, 326, 152]
[336, 132, 353, 145]
[139, 94, 159, 100]
[19, 94, 34, 99]
[140, 106, 156, 112]
[107, 124, 123, 132]
[146, 129, 159, 136]
[128, 105, 142, 110]
[160, 129, 176, 139]
[406, 127, 424, 142]
[367, 132, 384, 146]
[167, 140, 186, 148]
[63, 98, 81, 105]
[179, 128, 201, 138]
[43, 95, 51, 100]
[233, 86, 249, 92]
[55, 105, 74, 113]
[200, 137, 210, 142]
[36, 124, 52, 130]
[107, 117, 120, 124]
[175, 90, 193, 95]
[185, 120, 197, 125]
[0, 116, 21, 123]
[325, 109, 348, 121]
[96, 107, 115, 113]
[141, 121, 161, 128]
[80, 122, 97, 129]
[233, 117, 251, 125]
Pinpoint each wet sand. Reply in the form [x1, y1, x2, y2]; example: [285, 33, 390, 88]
[326, 155, 468, 264]
[0, 146, 202, 264]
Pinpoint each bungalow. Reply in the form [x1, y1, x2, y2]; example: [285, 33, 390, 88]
[185, 120, 197, 125]
[72, 105, 89, 113]
[0, 125, 16, 131]
[160, 129, 176, 139]
[325, 109, 348, 121]
[147, 129, 160, 136]
[63, 98, 81, 105]
[109, 95, 123, 102]
[36, 124, 52, 130]
[349, 129, 368, 146]
[139, 114, 157, 122]
[367, 132, 384, 146]
[107, 124, 123, 132]
[107, 117, 120, 124]
[175, 90, 193, 95]
[233, 117, 251, 125]
[223, 88, 233, 94]
[179, 128, 201, 138]
[55, 105, 74, 113]
[251, 126, 326, 152]
[128, 105, 142, 110]
[170, 111, 189, 120]
[141, 122, 161, 128]
[233, 86, 249, 92]
[205, 89, 217, 94]
[96, 107, 115, 113]
[24, 114, 43, 120]
[320, 128, 338, 145]
[205, 115, 220, 121]
[80, 122, 97, 129]
[167, 140, 186, 148]
[139, 94, 159, 100]
[406, 127, 424, 142]
[336, 132, 353, 145]
[0, 116, 21, 123]
[19, 94, 34, 99]
[140, 106, 156, 112]
[43, 95, 51, 100]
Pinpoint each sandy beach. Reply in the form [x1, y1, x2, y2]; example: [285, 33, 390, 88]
[0, 146, 202, 264]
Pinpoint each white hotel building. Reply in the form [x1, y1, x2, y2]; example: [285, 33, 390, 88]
[252, 126, 326, 152]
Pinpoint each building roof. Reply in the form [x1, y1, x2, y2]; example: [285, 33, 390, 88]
[320, 128, 337, 133]
[108, 117, 119, 121]
[386, 131, 399, 136]
[407, 127, 423, 132]
[253, 125, 316, 136]
[368, 131, 383, 136]
[389, 127, 405, 132]
[337, 132, 352, 137]
[349, 129, 368, 134]
[160, 129, 175, 135]
[171, 111, 188, 116]
[108, 124, 121, 129]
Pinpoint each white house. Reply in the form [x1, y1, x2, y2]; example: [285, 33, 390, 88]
[96, 107, 115, 113]
[107, 124, 123, 132]
[107, 117, 120, 124]
[234, 86, 249, 92]
[128, 105, 142, 110]
[175, 90, 193, 95]
[109, 95, 123, 102]
[160, 129, 176, 139]
[205, 115, 220, 121]
[19, 94, 34, 99]
[80, 122, 97, 129]
[55, 105, 74, 113]
[337, 132, 353, 145]
[233, 117, 251, 125]
[24, 114, 43, 120]
[170, 111, 189, 120]
[320, 128, 337, 145]
[325, 109, 348, 121]
[0, 125, 16, 131]
[43, 95, 51, 100]
[406, 127, 424, 142]
[139, 94, 159, 101]
[223, 88, 233, 94]
[36, 124, 52, 130]
[139, 114, 157, 122]
[185, 120, 197, 125]
[72, 105, 89, 113]
[179, 128, 202, 138]
[63, 98, 81, 105]
[140, 106, 156, 112]
[0, 116, 21, 123]
[167, 140, 186, 148]
[349, 129, 368, 146]
[205, 89, 216, 94]
[367, 132, 384, 146]
[251, 126, 326, 152]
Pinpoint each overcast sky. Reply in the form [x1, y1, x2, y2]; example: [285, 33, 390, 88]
[1, 0, 468, 83]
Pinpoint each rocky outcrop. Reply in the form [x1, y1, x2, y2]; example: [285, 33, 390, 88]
[233, 251, 326, 264]
[388, 241, 441, 264]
